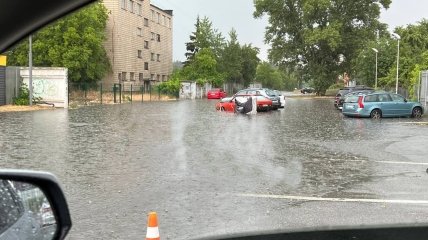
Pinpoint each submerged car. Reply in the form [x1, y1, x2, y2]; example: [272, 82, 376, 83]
[301, 87, 315, 94]
[207, 88, 227, 99]
[216, 89, 273, 112]
[273, 90, 285, 108]
[342, 92, 423, 119]
[261, 88, 281, 110]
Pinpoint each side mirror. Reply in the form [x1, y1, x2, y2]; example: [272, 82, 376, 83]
[0, 170, 71, 240]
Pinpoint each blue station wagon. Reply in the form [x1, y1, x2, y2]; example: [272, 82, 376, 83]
[342, 92, 424, 119]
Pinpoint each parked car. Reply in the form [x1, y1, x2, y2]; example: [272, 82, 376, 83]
[334, 86, 374, 109]
[0, 180, 41, 239]
[274, 90, 285, 108]
[216, 89, 273, 112]
[335, 89, 375, 110]
[261, 88, 281, 110]
[207, 88, 227, 99]
[40, 199, 55, 227]
[342, 92, 424, 119]
[301, 87, 315, 94]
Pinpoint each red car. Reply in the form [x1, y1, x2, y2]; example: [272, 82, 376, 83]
[207, 88, 227, 99]
[215, 89, 273, 112]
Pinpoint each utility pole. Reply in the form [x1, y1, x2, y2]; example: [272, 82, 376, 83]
[29, 35, 33, 106]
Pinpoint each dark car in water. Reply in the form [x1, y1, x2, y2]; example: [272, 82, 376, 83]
[301, 87, 315, 94]
[262, 88, 281, 110]
[334, 86, 374, 109]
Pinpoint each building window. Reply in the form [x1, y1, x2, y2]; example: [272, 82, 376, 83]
[151, 32, 156, 40]
[151, 10, 155, 21]
[122, 72, 127, 81]
[128, 0, 134, 13]
[144, 18, 149, 27]
[144, 41, 149, 49]
[137, 27, 142, 36]
[121, 0, 126, 9]
[151, 53, 155, 61]
[118, 72, 122, 81]
[162, 75, 166, 81]
[144, 62, 149, 70]
[138, 50, 142, 58]
[163, 16, 166, 26]
[157, 74, 160, 81]
[157, 54, 160, 62]
[151, 74, 155, 80]
[157, 13, 160, 24]
[139, 73, 144, 81]
[157, 34, 161, 42]
[137, 3, 142, 16]
[167, 18, 171, 28]
[130, 72, 135, 81]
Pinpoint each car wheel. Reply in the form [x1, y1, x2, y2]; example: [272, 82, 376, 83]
[370, 109, 382, 119]
[412, 107, 422, 118]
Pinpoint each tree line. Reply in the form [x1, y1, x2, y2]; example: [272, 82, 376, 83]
[5, 2, 110, 84]
[254, 0, 428, 97]
[172, 16, 296, 91]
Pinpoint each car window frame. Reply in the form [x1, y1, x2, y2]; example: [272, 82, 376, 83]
[390, 93, 406, 102]
[377, 94, 393, 102]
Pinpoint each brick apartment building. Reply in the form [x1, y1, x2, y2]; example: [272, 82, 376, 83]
[103, 0, 173, 89]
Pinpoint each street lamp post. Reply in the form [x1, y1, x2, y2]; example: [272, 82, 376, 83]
[371, 48, 378, 89]
[392, 33, 401, 94]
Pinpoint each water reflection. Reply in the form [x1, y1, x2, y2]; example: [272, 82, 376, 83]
[0, 180, 56, 240]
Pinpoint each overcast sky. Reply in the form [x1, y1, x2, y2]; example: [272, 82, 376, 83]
[150, 0, 428, 62]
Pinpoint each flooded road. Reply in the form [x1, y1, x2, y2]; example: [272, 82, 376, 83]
[1, 98, 428, 239]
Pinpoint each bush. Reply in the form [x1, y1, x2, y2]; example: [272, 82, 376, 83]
[157, 78, 180, 97]
[328, 83, 344, 90]
[13, 83, 42, 105]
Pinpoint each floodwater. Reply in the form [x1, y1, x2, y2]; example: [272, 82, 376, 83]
[1, 98, 428, 239]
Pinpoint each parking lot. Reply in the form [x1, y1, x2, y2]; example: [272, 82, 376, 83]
[1, 97, 428, 239]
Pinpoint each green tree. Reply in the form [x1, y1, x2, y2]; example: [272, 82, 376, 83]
[352, 37, 396, 88]
[7, 2, 110, 83]
[184, 16, 225, 65]
[254, 0, 391, 95]
[240, 44, 260, 87]
[385, 20, 428, 96]
[182, 48, 224, 86]
[219, 29, 243, 84]
[255, 62, 283, 89]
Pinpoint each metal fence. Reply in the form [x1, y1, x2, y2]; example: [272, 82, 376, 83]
[68, 82, 178, 107]
[418, 71, 428, 108]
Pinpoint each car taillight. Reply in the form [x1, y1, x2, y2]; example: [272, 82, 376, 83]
[358, 96, 364, 108]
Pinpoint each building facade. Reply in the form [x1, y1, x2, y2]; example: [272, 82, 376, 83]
[103, 0, 173, 89]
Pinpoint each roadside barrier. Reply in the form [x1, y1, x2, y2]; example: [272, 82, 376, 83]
[146, 212, 160, 240]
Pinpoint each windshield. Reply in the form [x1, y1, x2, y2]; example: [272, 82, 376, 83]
[2, 0, 428, 239]
[344, 95, 360, 103]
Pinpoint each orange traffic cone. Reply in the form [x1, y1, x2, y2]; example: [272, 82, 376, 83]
[146, 212, 160, 240]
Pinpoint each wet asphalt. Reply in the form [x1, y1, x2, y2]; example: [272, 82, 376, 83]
[1, 97, 428, 239]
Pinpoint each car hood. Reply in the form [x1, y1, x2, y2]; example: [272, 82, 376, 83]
[220, 97, 233, 103]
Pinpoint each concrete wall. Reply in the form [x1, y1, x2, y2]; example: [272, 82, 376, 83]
[20, 67, 68, 108]
[5, 67, 21, 105]
[0, 67, 5, 105]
